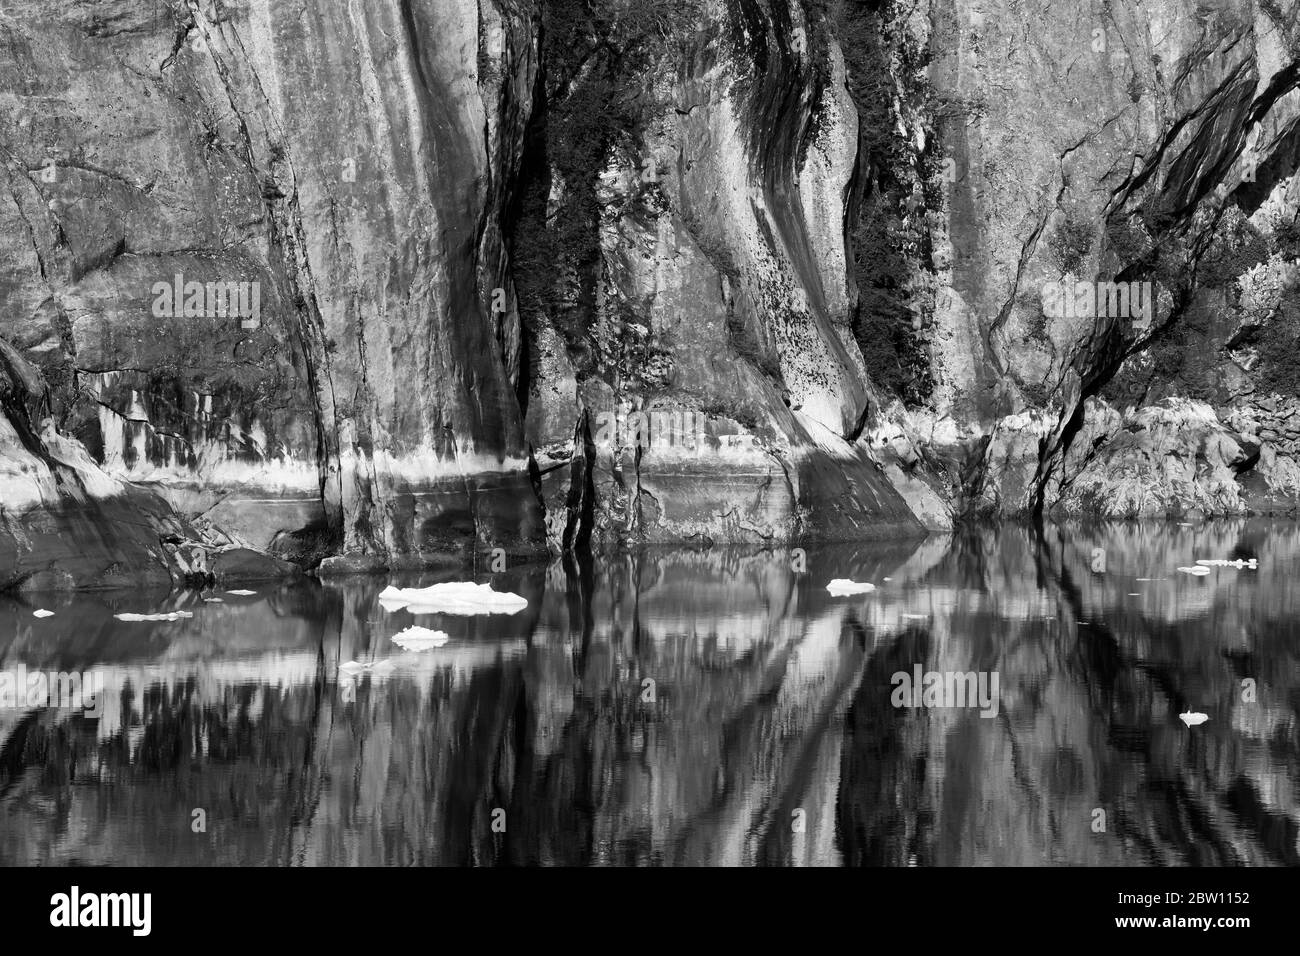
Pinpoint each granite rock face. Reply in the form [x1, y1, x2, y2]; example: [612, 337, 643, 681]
[846, 0, 1300, 520]
[3, 0, 1300, 585]
[1, 0, 548, 585]
[512, 0, 923, 547]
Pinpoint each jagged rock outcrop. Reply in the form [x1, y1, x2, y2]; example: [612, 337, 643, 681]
[2, 334, 215, 589]
[846, 0, 1300, 519]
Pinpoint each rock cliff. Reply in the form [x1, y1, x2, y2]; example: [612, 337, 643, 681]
[3, 0, 1300, 585]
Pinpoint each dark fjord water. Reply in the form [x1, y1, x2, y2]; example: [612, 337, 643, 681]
[1, 522, 1296, 866]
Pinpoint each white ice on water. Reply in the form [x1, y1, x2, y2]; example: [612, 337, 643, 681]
[339, 659, 396, 676]
[825, 579, 876, 596]
[32, 609, 54, 618]
[114, 611, 194, 622]
[391, 626, 451, 650]
[1179, 710, 1209, 727]
[226, 589, 257, 596]
[378, 582, 528, 615]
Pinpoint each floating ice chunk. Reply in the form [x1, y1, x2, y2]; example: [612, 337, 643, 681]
[825, 579, 876, 596]
[203, 598, 224, 603]
[1176, 566, 1211, 576]
[377, 582, 528, 615]
[114, 611, 194, 622]
[226, 589, 257, 596]
[339, 658, 396, 677]
[32, 609, 54, 618]
[1179, 710, 1209, 727]
[1194, 558, 1257, 569]
[391, 626, 450, 651]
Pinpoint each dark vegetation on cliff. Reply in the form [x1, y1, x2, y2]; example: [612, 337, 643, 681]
[506, 0, 694, 414]
[508, 0, 938, 413]
[822, 0, 935, 407]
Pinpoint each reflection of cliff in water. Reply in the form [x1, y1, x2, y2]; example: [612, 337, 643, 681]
[1, 522, 1297, 866]
[838, 523, 1300, 867]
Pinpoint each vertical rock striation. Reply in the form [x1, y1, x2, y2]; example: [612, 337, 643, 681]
[511, 0, 922, 547]
[0, 0, 550, 584]
[5, 0, 1300, 585]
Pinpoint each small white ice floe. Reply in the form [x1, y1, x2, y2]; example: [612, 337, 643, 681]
[882, 577, 892, 582]
[391, 626, 450, 651]
[825, 579, 876, 596]
[226, 589, 257, 596]
[378, 582, 528, 615]
[114, 611, 194, 622]
[339, 658, 396, 677]
[1176, 566, 1212, 576]
[1195, 558, 1257, 569]
[203, 598, 224, 603]
[32, 609, 55, 618]
[1179, 710, 1210, 727]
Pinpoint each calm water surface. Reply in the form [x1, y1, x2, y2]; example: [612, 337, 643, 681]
[1, 523, 1297, 866]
